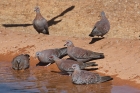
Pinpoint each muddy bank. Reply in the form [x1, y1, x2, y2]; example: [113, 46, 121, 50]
[0, 53, 140, 90]
[0, 28, 139, 88]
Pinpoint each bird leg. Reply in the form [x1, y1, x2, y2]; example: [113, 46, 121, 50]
[44, 63, 51, 67]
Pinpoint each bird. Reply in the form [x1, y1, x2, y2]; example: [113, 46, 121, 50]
[89, 11, 110, 38]
[11, 54, 30, 70]
[35, 47, 67, 66]
[33, 6, 49, 34]
[71, 64, 113, 84]
[64, 40, 104, 63]
[49, 55, 98, 75]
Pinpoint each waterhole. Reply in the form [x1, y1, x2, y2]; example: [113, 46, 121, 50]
[0, 62, 140, 93]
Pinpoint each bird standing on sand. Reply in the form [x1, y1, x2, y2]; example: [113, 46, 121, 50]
[35, 47, 67, 66]
[64, 40, 104, 63]
[49, 55, 98, 75]
[11, 54, 30, 70]
[71, 64, 113, 84]
[89, 11, 110, 38]
[33, 6, 49, 34]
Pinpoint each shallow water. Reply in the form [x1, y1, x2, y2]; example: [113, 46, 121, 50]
[0, 62, 140, 93]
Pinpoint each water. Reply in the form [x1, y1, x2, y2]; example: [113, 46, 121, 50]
[0, 62, 140, 93]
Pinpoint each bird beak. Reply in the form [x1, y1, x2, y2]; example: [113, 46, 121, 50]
[64, 42, 68, 46]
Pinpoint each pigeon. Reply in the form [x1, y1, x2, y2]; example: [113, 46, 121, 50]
[49, 55, 98, 75]
[89, 11, 110, 37]
[71, 64, 113, 84]
[11, 54, 30, 70]
[64, 40, 104, 62]
[35, 47, 67, 66]
[33, 6, 49, 34]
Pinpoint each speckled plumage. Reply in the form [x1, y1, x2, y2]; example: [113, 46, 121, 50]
[89, 11, 110, 37]
[64, 40, 104, 62]
[71, 64, 113, 84]
[11, 54, 30, 70]
[49, 55, 98, 75]
[33, 6, 49, 34]
[35, 47, 67, 64]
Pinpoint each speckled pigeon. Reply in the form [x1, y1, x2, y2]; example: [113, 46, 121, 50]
[11, 54, 30, 70]
[35, 47, 67, 66]
[49, 55, 98, 75]
[33, 6, 49, 34]
[71, 64, 113, 84]
[89, 11, 110, 37]
[64, 40, 104, 62]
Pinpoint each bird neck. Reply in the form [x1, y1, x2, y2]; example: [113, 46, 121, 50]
[75, 67, 81, 71]
[101, 16, 107, 20]
[53, 56, 60, 61]
[73, 69, 81, 75]
[68, 44, 75, 47]
[35, 12, 43, 19]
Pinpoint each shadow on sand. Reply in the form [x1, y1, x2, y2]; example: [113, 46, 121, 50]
[89, 37, 104, 44]
[2, 6, 75, 28]
[48, 5, 75, 27]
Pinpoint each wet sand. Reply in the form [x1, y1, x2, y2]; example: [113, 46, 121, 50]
[0, 60, 140, 93]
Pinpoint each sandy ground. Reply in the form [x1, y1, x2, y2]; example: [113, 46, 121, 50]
[0, 0, 140, 89]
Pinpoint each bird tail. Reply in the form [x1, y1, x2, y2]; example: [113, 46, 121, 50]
[89, 33, 94, 37]
[83, 67, 98, 71]
[85, 62, 98, 67]
[93, 52, 105, 59]
[89, 27, 96, 37]
[100, 76, 113, 83]
[59, 47, 67, 58]
[99, 53, 105, 58]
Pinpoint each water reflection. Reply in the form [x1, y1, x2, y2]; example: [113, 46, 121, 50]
[11, 69, 30, 80]
[111, 85, 140, 93]
[0, 62, 139, 93]
[73, 82, 112, 93]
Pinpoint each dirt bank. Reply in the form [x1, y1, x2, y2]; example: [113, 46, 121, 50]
[0, 28, 140, 85]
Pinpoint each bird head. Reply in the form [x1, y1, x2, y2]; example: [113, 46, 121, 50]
[72, 64, 80, 70]
[101, 11, 106, 17]
[35, 52, 41, 58]
[34, 6, 40, 12]
[98, 11, 106, 18]
[64, 40, 74, 47]
[49, 55, 59, 61]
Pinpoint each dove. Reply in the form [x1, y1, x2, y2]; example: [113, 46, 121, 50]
[33, 6, 49, 34]
[11, 54, 30, 70]
[49, 55, 98, 75]
[64, 40, 104, 62]
[89, 11, 110, 37]
[71, 64, 113, 84]
[35, 47, 67, 66]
